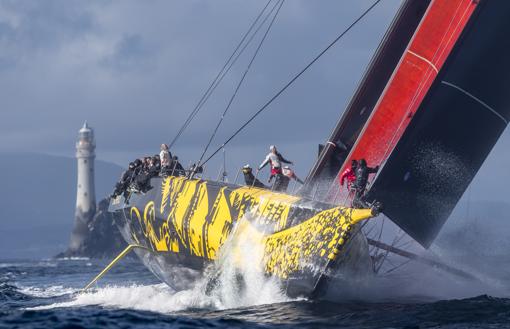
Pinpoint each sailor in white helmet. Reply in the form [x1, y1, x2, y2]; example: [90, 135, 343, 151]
[258, 145, 293, 184]
[242, 164, 266, 188]
[282, 166, 304, 184]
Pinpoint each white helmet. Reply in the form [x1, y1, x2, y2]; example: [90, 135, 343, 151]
[269, 145, 276, 152]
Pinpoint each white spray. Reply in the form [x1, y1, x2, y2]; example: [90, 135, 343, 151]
[30, 212, 291, 313]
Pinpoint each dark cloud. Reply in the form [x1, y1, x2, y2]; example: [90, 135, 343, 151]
[0, 0, 398, 151]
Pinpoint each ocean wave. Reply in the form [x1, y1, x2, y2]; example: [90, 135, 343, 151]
[55, 257, 90, 261]
[18, 285, 77, 299]
[0, 282, 31, 302]
[28, 283, 220, 313]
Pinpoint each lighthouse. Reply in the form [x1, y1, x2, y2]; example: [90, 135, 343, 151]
[69, 121, 97, 252]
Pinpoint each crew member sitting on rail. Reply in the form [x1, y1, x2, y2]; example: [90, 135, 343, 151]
[242, 164, 266, 188]
[189, 162, 204, 177]
[258, 145, 293, 185]
[351, 158, 379, 208]
[148, 155, 161, 178]
[131, 158, 152, 192]
[130, 159, 143, 183]
[171, 156, 186, 176]
[112, 158, 142, 200]
[110, 162, 136, 199]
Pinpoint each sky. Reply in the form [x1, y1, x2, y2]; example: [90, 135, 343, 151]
[1, 0, 509, 202]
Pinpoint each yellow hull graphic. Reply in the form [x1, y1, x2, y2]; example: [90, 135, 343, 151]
[110, 176, 374, 296]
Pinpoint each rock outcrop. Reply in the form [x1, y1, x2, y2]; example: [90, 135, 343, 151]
[57, 198, 127, 259]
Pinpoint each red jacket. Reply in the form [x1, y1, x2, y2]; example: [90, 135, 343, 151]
[340, 167, 356, 189]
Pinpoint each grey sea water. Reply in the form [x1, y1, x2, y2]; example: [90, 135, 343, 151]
[1, 255, 510, 329]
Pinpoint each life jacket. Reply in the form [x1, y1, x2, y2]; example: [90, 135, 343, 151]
[282, 167, 296, 179]
[340, 167, 356, 188]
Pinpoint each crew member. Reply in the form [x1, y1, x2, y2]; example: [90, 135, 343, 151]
[110, 162, 136, 199]
[258, 145, 293, 184]
[160, 144, 172, 174]
[340, 160, 358, 190]
[272, 166, 302, 192]
[171, 156, 185, 176]
[189, 162, 203, 176]
[133, 157, 153, 192]
[282, 166, 304, 184]
[242, 164, 266, 188]
[148, 155, 161, 178]
[130, 159, 143, 182]
[352, 158, 379, 208]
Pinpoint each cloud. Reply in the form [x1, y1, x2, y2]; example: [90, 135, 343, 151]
[100, 34, 152, 72]
[1, 0, 508, 202]
[0, 0, 402, 159]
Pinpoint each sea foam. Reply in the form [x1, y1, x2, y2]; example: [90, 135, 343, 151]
[29, 216, 292, 313]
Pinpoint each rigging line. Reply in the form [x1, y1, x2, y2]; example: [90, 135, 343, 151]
[371, 216, 386, 268]
[171, 0, 283, 148]
[170, 1, 273, 148]
[376, 222, 400, 273]
[383, 258, 412, 275]
[197, 0, 285, 167]
[396, 239, 413, 250]
[169, 0, 273, 148]
[201, 0, 383, 166]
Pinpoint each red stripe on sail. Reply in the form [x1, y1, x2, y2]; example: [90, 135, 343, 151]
[333, 0, 477, 200]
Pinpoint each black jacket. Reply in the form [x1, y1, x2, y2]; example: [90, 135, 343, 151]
[353, 165, 379, 190]
[243, 172, 266, 188]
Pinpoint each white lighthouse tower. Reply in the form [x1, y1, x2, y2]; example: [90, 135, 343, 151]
[69, 121, 97, 251]
[75, 121, 96, 215]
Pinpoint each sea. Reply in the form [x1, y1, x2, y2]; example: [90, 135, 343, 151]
[1, 253, 510, 329]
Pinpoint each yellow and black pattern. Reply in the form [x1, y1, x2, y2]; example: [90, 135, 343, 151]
[113, 176, 374, 281]
[262, 207, 371, 279]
